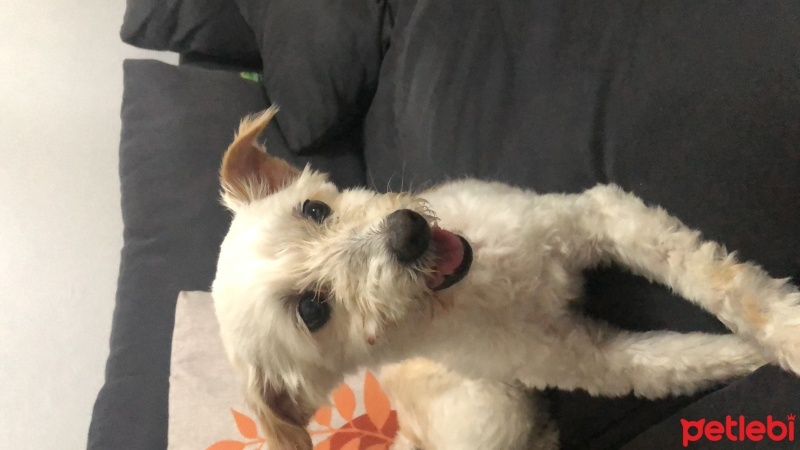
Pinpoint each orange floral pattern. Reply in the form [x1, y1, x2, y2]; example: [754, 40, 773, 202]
[207, 371, 397, 450]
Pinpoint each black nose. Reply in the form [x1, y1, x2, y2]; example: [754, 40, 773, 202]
[386, 209, 431, 263]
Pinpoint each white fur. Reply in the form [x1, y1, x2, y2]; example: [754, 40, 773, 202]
[212, 112, 800, 449]
[381, 358, 558, 450]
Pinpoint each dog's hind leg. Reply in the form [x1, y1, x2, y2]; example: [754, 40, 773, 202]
[564, 184, 800, 375]
[526, 319, 766, 399]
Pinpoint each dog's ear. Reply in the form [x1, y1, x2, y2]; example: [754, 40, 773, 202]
[220, 106, 300, 210]
[244, 365, 314, 450]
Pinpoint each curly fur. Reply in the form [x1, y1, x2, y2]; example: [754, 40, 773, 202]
[212, 109, 800, 449]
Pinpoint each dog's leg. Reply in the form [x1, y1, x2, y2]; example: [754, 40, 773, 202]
[565, 184, 800, 375]
[528, 319, 766, 399]
[382, 358, 553, 450]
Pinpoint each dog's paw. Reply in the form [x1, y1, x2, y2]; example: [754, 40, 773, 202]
[758, 290, 800, 376]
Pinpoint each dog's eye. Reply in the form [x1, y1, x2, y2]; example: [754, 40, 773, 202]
[297, 292, 330, 332]
[302, 200, 331, 224]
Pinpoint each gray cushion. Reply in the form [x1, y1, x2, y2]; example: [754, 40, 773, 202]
[88, 59, 364, 449]
[120, 0, 261, 65]
[234, 0, 386, 151]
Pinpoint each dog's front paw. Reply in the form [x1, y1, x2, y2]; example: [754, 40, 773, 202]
[758, 290, 800, 376]
[767, 327, 800, 376]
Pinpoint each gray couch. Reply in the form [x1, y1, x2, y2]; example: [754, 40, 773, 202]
[90, 1, 800, 448]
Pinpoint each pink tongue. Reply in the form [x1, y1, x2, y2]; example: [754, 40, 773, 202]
[431, 227, 464, 276]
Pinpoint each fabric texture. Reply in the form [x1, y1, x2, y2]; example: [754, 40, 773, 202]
[233, 0, 387, 151]
[169, 291, 249, 449]
[88, 59, 364, 450]
[120, 0, 261, 66]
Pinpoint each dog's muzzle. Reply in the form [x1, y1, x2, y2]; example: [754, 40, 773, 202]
[385, 209, 473, 291]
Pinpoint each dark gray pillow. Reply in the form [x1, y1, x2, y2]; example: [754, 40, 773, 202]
[88, 59, 364, 449]
[234, 0, 387, 151]
[120, 0, 261, 65]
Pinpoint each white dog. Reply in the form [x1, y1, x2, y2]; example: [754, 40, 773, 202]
[212, 108, 800, 449]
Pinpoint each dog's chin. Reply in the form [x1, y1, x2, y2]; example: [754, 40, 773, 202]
[427, 228, 473, 291]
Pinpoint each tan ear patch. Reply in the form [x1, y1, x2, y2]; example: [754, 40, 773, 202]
[220, 106, 300, 209]
[244, 365, 314, 450]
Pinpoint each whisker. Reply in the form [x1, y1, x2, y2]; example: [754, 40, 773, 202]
[367, 168, 378, 191]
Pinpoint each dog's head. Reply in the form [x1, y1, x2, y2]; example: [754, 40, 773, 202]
[211, 108, 472, 449]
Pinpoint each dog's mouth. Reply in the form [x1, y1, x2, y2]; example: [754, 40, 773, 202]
[426, 227, 473, 291]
